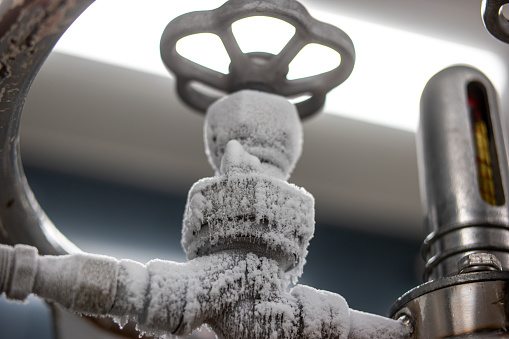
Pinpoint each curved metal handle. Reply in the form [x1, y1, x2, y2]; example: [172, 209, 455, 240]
[0, 0, 92, 255]
[160, 0, 355, 119]
[482, 0, 509, 44]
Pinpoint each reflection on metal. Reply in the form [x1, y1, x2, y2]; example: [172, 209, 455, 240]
[417, 66, 509, 282]
[0, 0, 92, 254]
[392, 66, 509, 338]
[160, 0, 355, 119]
[482, 0, 509, 44]
[392, 272, 509, 338]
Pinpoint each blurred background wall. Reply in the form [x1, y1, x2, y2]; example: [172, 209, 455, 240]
[2, 0, 509, 337]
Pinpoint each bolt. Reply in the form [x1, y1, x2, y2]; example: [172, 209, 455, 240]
[458, 252, 502, 274]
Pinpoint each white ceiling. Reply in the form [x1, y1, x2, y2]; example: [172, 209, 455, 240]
[19, 0, 509, 240]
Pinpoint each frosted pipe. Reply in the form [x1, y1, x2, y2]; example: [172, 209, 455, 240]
[0, 244, 411, 338]
[0, 2, 412, 338]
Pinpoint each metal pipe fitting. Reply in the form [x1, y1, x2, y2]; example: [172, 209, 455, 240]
[418, 65, 509, 281]
[0, 243, 412, 338]
[391, 65, 509, 338]
[392, 271, 509, 338]
[0, 0, 92, 255]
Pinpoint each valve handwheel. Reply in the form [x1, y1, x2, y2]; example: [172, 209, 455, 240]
[482, 0, 509, 44]
[160, 0, 356, 119]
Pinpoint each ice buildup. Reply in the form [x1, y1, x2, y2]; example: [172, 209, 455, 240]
[184, 91, 313, 282]
[204, 90, 303, 180]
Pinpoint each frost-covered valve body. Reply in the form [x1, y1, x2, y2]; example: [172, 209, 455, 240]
[0, 88, 411, 338]
[183, 90, 313, 281]
[0, 0, 414, 337]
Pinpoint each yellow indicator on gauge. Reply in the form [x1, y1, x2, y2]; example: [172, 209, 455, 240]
[468, 82, 505, 206]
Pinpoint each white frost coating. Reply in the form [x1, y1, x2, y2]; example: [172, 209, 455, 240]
[6, 245, 38, 300]
[129, 252, 290, 337]
[182, 160, 314, 281]
[0, 244, 13, 294]
[136, 252, 351, 338]
[291, 285, 350, 338]
[204, 90, 303, 180]
[185, 131, 314, 283]
[110, 259, 149, 327]
[349, 310, 412, 339]
[220, 140, 262, 175]
[0, 244, 412, 338]
[0, 85, 412, 338]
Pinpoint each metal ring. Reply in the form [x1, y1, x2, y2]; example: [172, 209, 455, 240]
[160, 0, 356, 119]
[0, 0, 94, 255]
[390, 270, 509, 317]
[482, 0, 509, 44]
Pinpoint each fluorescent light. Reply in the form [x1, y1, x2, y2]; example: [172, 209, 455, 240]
[53, 0, 506, 132]
[287, 43, 341, 80]
[312, 7, 506, 131]
[176, 33, 231, 74]
[231, 16, 296, 55]
[54, 0, 228, 76]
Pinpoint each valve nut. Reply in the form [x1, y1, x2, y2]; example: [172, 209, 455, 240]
[458, 252, 503, 274]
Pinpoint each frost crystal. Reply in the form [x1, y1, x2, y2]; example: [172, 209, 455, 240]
[183, 140, 314, 283]
[0, 89, 412, 339]
[204, 90, 303, 180]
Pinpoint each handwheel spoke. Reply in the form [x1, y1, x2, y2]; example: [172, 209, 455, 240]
[160, 0, 356, 119]
[267, 33, 307, 74]
[219, 27, 249, 74]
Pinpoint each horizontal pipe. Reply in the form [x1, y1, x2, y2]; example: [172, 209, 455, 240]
[0, 244, 412, 338]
